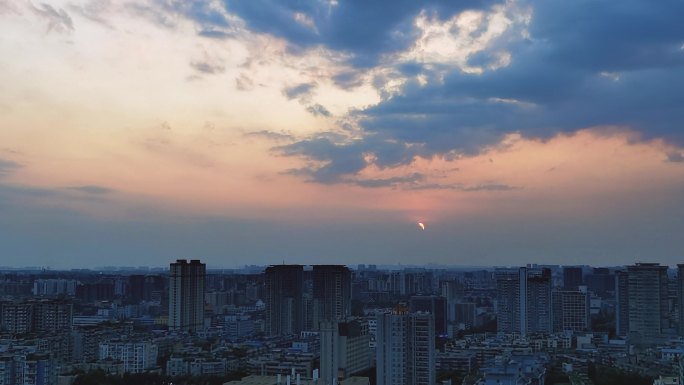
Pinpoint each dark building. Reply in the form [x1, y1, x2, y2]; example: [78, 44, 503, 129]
[265, 265, 304, 336]
[563, 266, 583, 290]
[76, 281, 114, 302]
[128, 275, 165, 303]
[410, 295, 447, 337]
[585, 268, 615, 295]
[313, 265, 352, 329]
[615, 270, 629, 337]
[168, 259, 206, 333]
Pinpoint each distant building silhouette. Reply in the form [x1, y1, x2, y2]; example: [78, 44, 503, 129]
[496, 267, 552, 335]
[563, 266, 583, 290]
[168, 259, 206, 333]
[615, 270, 629, 337]
[627, 263, 669, 345]
[265, 264, 304, 336]
[552, 287, 590, 333]
[409, 295, 447, 337]
[313, 265, 352, 329]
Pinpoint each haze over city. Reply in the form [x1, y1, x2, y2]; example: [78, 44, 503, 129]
[2, 0, 684, 268]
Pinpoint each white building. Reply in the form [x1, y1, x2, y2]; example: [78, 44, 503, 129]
[98, 341, 158, 373]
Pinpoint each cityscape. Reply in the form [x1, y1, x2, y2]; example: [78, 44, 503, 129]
[1, 261, 684, 385]
[3, 0, 684, 385]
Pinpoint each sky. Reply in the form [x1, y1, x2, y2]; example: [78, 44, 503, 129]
[1, 0, 684, 269]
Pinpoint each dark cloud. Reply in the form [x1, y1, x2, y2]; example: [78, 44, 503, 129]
[244, 130, 294, 142]
[306, 103, 331, 117]
[222, 0, 498, 67]
[32, 3, 74, 33]
[0, 158, 21, 176]
[275, 0, 684, 184]
[666, 152, 684, 163]
[283, 82, 316, 101]
[67, 185, 115, 195]
[190, 60, 226, 74]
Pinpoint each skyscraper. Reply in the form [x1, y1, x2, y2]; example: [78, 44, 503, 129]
[313, 265, 352, 329]
[265, 264, 304, 336]
[615, 270, 629, 337]
[168, 259, 206, 333]
[376, 310, 435, 385]
[678, 265, 684, 337]
[496, 267, 552, 335]
[627, 263, 669, 345]
[409, 295, 447, 337]
[563, 266, 583, 290]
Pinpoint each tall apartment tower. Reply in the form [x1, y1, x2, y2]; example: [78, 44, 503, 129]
[627, 263, 669, 345]
[168, 259, 206, 333]
[563, 266, 583, 290]
[313, 265, 352, 329]
[678, 265, 684, 337]
[265, 265, 304, 336]
[496, 267, 552, 335]
[409, 295, 447, 337]
[615, 270, 629, 337]
[376, 311, 435, 385]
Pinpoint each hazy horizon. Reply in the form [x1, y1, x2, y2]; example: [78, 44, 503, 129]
[2, 0, 684, 268]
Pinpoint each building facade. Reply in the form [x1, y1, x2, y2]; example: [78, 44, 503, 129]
[168, 259, 206, 333]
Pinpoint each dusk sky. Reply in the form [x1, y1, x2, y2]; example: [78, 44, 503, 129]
[2, 0, 684, 268]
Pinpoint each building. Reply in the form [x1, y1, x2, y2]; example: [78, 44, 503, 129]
[563, 266, 583, 290]
[320, 319, 371, 385]
[0, 302, 33, 334]
[627, 263, 669, 345]
[552, 288, 590, 333]
[615, 270, 629, 337]
[265, 265, 304, 336]
[409, 295, 447, 337]
[99, 341, 158, 373]
[678, 265, 684, 337]
[376, 311, 435, 385]
[496, 267, 552, 335]
[168, 259, 206, 333]
[313, 265, 352, 329]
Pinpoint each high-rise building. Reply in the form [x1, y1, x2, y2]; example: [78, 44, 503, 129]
[615, 270, 629, 337]
[265, 265, 304, 336]
[563, 266, 583, 290]
[376, 311, 435, 385]
[552, 287, 590, 333]
[409, 295, 447, 337]
[678, 265, 684, 337]
[168, 259, 206, 333]
[496, 267, 552, 335]
[320, 319, 371, 384]
[627, 263, 669, 345]
[313, 265, 352, 329]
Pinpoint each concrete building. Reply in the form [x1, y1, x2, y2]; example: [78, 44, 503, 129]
[496, 267, 552, 335]
[313, 265, 352, 329]
[98, 341, 158, 374]
[627, 263, 669, 345]
[409, 296, 447, 337]
[376, 311, 435, 385]
[265, 265, 304, 336]
[552, 287, 590, 333]
[615, 270, 629, 337]
[678, 265, 684, 337]
[169, 259, 206, 333]
[320, 319, 371, 385]
[563, 266, 583, 290]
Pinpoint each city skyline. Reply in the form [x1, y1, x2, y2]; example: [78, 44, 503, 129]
[2, 0, 684, 268]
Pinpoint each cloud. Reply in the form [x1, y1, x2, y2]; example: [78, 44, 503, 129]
[244, 130, 294, 142]
[666, 151, 684, 163]
[283, 82, 316, 101]
[306, 103, 331, 117]
[273, 0, 684, 184]
[31, 3, 74, 33]
[67, 185, 115, 195]
[0, 158, 21, 177]
[190, 60, 226, 74]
